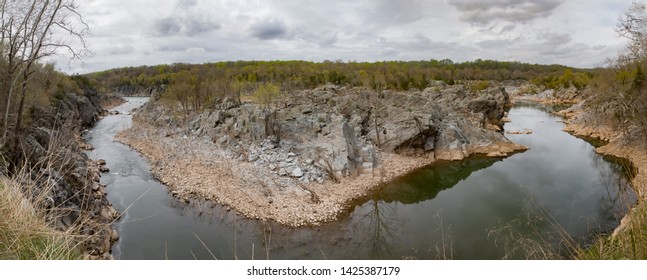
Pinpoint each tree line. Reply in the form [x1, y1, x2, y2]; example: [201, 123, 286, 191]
[85, 59, 595, 119]
[89, 59, 593, 94]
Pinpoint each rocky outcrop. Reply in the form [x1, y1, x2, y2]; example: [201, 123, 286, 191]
[509, 84, 586, 105]
[113, 85, 163, 97]
[6, 90, 124, 259]
[134, 85, 523, 183]
[120, 84, 526, 226]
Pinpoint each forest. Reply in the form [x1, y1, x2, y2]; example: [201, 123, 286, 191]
[85, 59, 594, 114]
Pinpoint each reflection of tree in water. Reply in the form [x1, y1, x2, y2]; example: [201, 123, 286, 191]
[170, 156, 502, 259]
[354, 199, 399, 259]
[376, 156, 501, 204]
[593, 153, 637, 224]
[347, 156, 500, 259]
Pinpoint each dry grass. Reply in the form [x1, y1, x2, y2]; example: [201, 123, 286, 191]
[578, 201, 647, 259]
[0, 176, 80, 260]
[0, 117, 113, 260]
[577, 161, 647, 260]
[486, 198, 577, 260]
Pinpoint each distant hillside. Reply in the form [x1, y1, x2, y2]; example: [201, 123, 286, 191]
[86, 60, 593, 95]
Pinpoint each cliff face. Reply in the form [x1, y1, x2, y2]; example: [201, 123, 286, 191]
[116, 84, 525, 226]
[7, 90, 123, 259]
[134, 84, 523, 184]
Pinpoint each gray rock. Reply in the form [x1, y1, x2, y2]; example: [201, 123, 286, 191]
[291, 167, 304, 177]
[135, 84, 518, 183]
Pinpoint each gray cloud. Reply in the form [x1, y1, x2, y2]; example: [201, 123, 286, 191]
[592, 45, 606, 51]
[178, 0, 198, 8]
[105, 44, 136, 55]
[500, 24, 516, 33]
[153, 17, 219, 37]
[369, 0, 426, 25]
[447, 0, 564, 25]
[477, 39, 513, 49]
[154, 18, 182, 36]
[248, 19, 288, 40]
[51, 0, 628, 73]
[541, 32, 572, 46]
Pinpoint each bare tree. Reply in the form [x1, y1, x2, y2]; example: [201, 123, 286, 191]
[613, 0, 647, 141]
[0, 0, 88, 149]
[617, 1, 647, 63]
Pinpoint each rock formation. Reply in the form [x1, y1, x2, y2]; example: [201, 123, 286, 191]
[133, 84, 524, 185]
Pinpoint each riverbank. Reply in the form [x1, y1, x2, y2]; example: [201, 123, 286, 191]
[512, 89, 647, 252]
[557, 107, 646, 199]
[562, 107, 647, 259]
[560, 110, 647, 236]
[116, 123, 525, 227]
[117, 85, 527, 227]
[1, 91, 124, 259]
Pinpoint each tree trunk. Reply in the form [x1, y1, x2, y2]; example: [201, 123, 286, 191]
[1, 72, 15, 147]
[11, 72, 27, 152]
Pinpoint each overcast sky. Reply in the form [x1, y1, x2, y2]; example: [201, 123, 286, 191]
[51, 0, 634, 73]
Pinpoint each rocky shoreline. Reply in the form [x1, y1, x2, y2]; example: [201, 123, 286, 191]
[14, 90, 124, 259]
[118, 84, 527, 227]
[512, 88, 647, 237]
[559, 108, 646, 236]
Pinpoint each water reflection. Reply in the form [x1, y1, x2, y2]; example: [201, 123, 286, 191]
[374, 157, 501, 204]
[94, 99, 636, 260]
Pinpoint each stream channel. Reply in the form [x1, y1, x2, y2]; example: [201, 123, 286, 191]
[85, 97, 636, 260]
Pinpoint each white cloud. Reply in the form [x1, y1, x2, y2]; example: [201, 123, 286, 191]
[50, 0, 635, 73]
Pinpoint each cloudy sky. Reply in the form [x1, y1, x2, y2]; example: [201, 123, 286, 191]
[52, 0, 634, 73]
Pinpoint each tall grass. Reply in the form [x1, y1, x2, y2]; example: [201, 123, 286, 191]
[578, 198, 647, 259]
[577, 154, 646, 260]
[575, 192, 647, 260]
[0, 177, 81, 260]
[487, 197, 576, 260]
[0, 117, 93, 260]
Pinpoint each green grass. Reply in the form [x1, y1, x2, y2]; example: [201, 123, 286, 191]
[0, 179, 81, 260]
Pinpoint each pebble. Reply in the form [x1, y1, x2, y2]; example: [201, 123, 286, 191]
[110, 230, 119, 241]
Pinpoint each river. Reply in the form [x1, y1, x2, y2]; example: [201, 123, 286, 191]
[85, 98, 635, 260]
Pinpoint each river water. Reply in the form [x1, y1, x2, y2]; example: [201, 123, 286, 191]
[85, 98, 635, 260]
